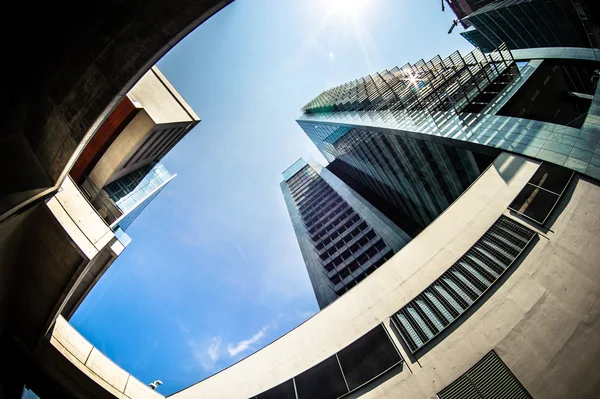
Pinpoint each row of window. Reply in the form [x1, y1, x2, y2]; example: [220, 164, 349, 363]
[314, 216, 364, 250]
[391, 215, 536, 353]
[289, 178, 321, 199]
[332, 249, 392, 295]
[288, 173, 318, 195]
[309, 208, 356, 240]
[322, 230, 379, 270]
[298, 189, 337, 217]
[286, 166, 317, 187]
[250, 324, 402, 399]
[291, 179, 328, 203]
[297, 186, 335, 213]
[307, 203, 350, 234]
[301, 197, 344, 228]
[317, 221, 369, 259]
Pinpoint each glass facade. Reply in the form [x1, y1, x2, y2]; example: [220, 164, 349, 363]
[104, 162, 175, 231]
[460, 0, 598, 52]
[298, 46, 600, 218]
[298, 123, 488, 229]
[297, 45, 520, 230]
[281, 160, 410, 309]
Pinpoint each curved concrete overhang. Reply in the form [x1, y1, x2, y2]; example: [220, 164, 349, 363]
[165, 152, 600, 399]
[0, 0, 233, 222]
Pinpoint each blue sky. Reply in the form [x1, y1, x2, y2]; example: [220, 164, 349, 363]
[71, 0, 473, 395]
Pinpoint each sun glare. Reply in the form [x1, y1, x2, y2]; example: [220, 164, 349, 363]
[327, 0, 369, 18]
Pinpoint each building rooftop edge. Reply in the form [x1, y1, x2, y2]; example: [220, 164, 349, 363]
[151, 66, 201, 122]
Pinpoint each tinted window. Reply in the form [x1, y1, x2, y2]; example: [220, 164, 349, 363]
[337, 324, 402, 391]
[257, 379, 296, 399]
[295, 355, 348, 399]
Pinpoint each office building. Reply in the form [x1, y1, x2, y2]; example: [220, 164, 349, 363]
[64, 66, 198, 229]
[443, 0, 496, 28]
[296, 44, 600, 233]
[458, 0, 600, 52]
[281, 159, 410, 309]
[68, 66, 199, 226]
[173, 46, 600, 399]
[104, 162, 176, 231]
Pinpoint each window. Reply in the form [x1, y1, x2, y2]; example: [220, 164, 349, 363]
[392, 216, 536, 353]
[438, 351, 532, 399]
[509, 162, 573, 225]
[252, 325, 402, 399]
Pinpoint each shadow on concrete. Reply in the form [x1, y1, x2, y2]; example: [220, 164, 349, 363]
[493, 153, 528, 185]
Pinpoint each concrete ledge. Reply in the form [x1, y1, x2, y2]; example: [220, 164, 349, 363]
[50, 316, 164, 399]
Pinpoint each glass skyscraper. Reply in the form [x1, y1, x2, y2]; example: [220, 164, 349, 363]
[104, 162, 175, 231]
[295, 42, 600, 240]
[459, 0, 599, 52]
[281, 159, 411, 309]
[296, 45, 522, 232]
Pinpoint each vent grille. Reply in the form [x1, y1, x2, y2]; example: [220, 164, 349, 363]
[438, 351, 532, 399]
[392, 216, 536, 353]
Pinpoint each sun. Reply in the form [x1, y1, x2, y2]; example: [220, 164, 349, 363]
[326, 0, 369, 19]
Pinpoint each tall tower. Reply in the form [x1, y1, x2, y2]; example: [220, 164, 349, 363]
[281, 159, 410, 309]
[459, 0, 599, 52]
[297, 44, 600, 232]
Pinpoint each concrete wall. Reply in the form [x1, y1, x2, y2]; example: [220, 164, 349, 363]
[0, 173, 122, 350]
[171, 153, 600, 399]
[47, 316, 165, 399]
[128, 67, 200, 125]
[0, 0, 232, 222]
[88, 110, 155, 190]
[87, 66, 201, 191]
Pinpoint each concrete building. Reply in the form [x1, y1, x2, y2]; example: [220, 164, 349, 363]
[68, 66, 198, 227]
[459, 0, 600, 52]
[0, 0, 232, 225]
[0, 67, 197, 396]
[281, 159, 411, 309]
[0, 2, 229, 396]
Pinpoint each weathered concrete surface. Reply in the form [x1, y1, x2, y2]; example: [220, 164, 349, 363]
[42, 316, 165, 399]
[170, 154, 600, 399]
[87, 67, 200, 191]
[0, 0, 233, 221]
[0, 177, 125, 354]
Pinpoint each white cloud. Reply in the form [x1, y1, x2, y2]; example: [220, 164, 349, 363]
[189, 336, 222, 371]
[328, 52, 335, 59]
[227, 326, 270, 357]
[208, 337, 222, 361]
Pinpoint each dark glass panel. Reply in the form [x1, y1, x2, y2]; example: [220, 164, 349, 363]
[337, 325, 402, 391]
[256, 379, 296, 399]
[295, 355, 348, 399]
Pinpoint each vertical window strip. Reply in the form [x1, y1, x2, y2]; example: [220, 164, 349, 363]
[393, 216, 535, 352]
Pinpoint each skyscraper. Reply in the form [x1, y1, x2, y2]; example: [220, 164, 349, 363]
[297, 44, 600, 231]
[281, 159, 410, 309]
[458, 0, 600, 52]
